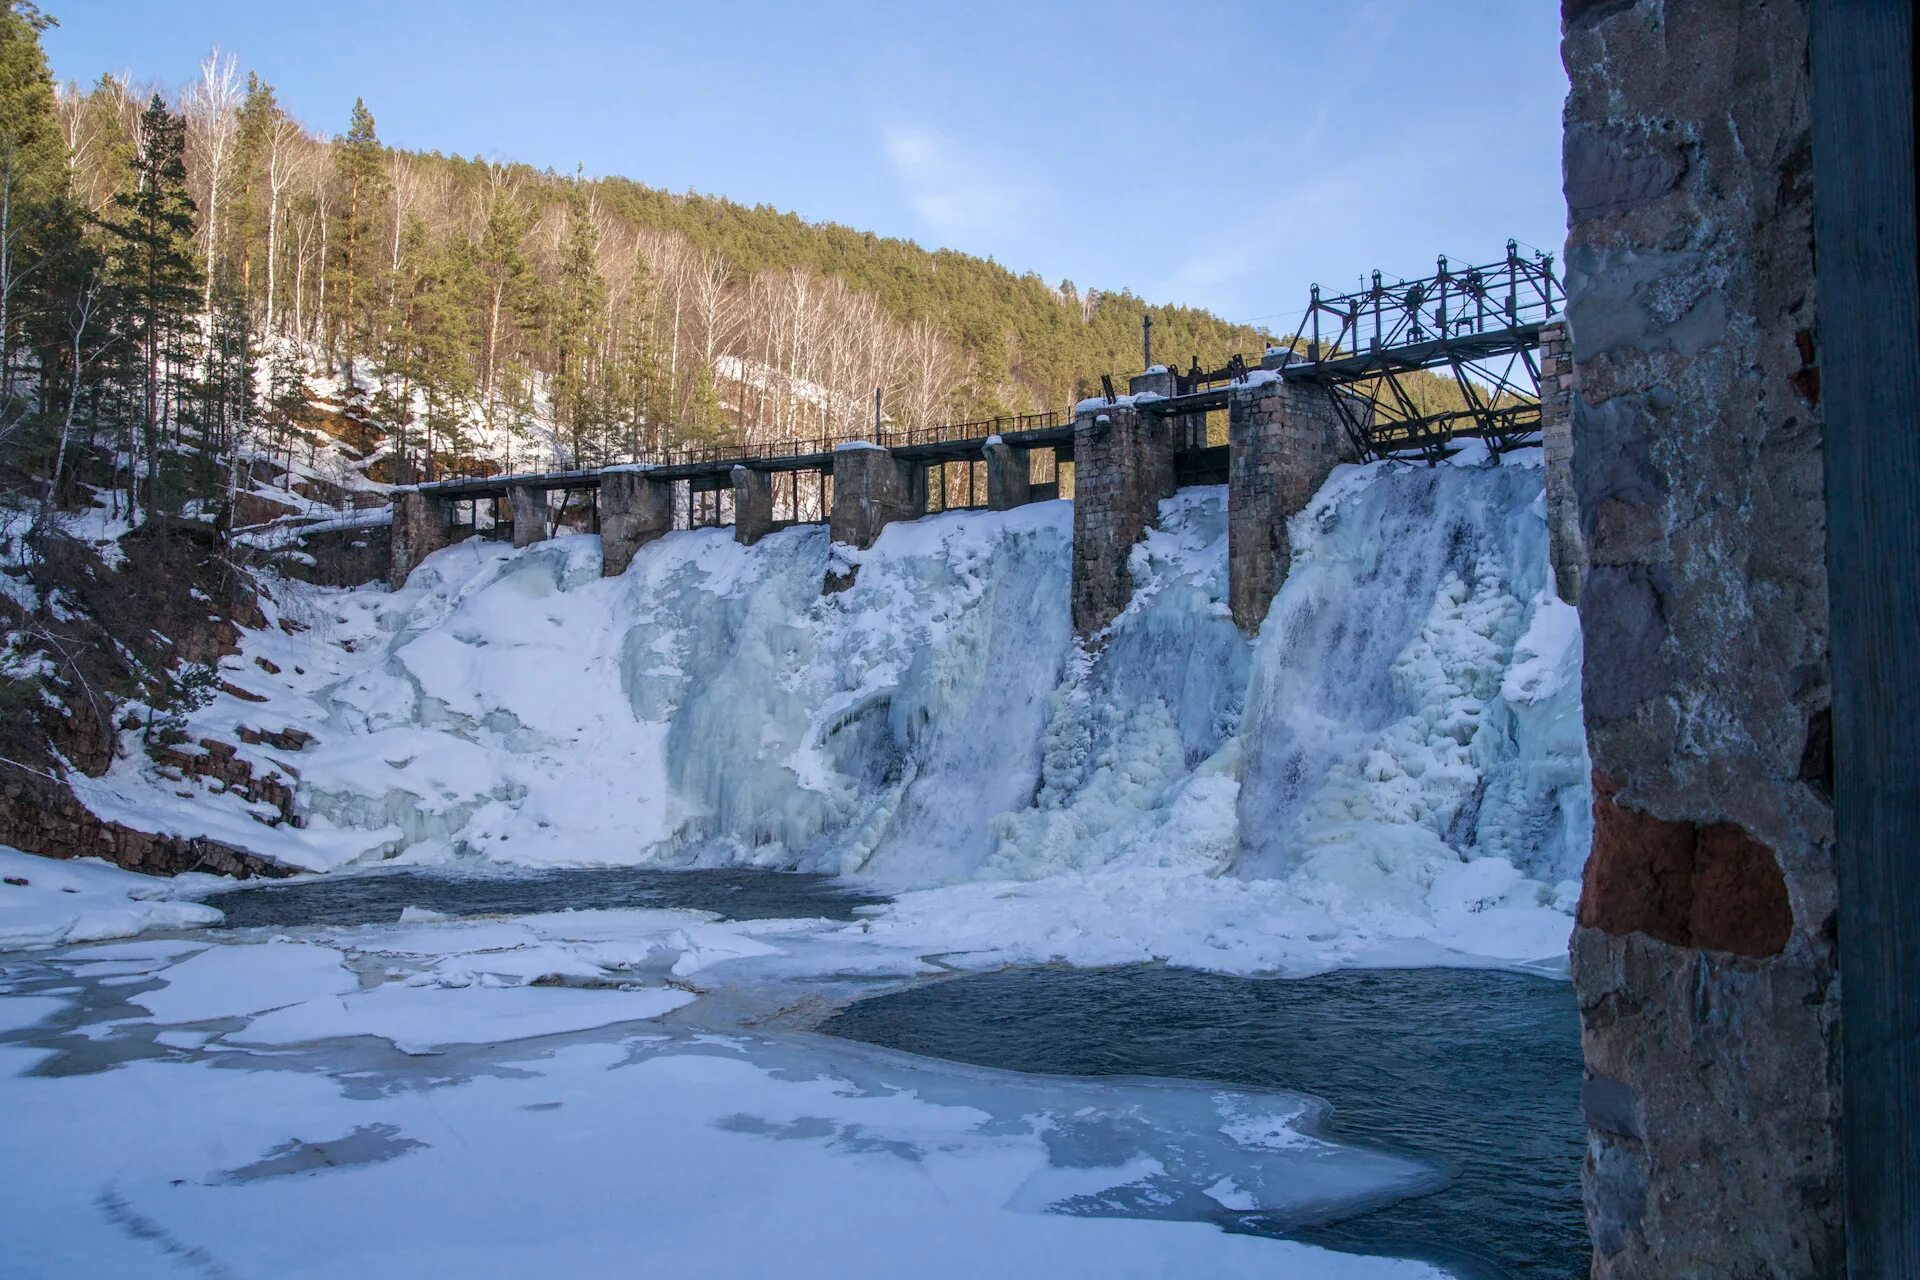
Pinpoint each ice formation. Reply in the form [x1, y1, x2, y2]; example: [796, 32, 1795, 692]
[71, 447, 1590, 971]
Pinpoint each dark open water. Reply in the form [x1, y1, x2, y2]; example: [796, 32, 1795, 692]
[824, 964, 1586, 1279]
[206, 865, 889, 929]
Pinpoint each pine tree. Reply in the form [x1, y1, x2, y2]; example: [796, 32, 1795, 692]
[329, 97, 384, 376]
[549, 185, 604, 464]
[472, 176, 532, 430]
[100, 94, 199, 520]
[229, 74, 276, 300]
[0, 1, 67, 415]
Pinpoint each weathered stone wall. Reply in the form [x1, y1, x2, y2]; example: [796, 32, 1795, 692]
[829, 446, 921, 551]
[598, 470, 672, 577]
[388, 490, 452, 588]
[985, 441, 1030, 511]
[509, 485, 548, 548]
[1562, 1, 1841, 1275]
[732, 466, 775, 545]
[1070, 405, 1172, 636]
[1225, 380, 1355, 631]
[1537, 320, 1582, 603]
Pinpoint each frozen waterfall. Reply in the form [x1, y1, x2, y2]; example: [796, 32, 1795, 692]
[88, 448, 1590, 954]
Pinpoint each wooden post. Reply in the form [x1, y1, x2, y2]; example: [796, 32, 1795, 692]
[1810, 2, 1920, 1273]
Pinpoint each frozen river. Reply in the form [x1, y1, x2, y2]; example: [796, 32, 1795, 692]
[3, 867, 1580, 1278]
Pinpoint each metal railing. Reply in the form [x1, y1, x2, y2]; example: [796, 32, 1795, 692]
[413, 410, 1067, 489]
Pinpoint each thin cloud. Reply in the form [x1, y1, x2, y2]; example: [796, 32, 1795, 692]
[881, 125, 1044, 245]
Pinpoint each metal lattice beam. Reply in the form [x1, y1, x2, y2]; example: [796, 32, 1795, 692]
[1282, 242, 1561, 461]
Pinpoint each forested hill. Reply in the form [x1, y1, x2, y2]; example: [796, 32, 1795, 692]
[585, 173, 1266, 412]
[24, 16, 1264, 488]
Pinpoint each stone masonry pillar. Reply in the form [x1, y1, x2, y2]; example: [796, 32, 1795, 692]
[1131, 365, 1205, 454]
[829, 444, 922, 551]
[731, 465, 775, 546]
[1226, 380, 1357, 631]
[1563, 2, 1840, 1276]
[598, 468, 672, 576]
[1537, 320, 1582, 604]
[1070, 403, 1172, 637]
[388, 489, 453, 589]
[509, 485, 548, 549]
[984, 440, 1030, 511]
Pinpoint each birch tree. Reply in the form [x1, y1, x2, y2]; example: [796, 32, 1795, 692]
[184, 48, 240, 316]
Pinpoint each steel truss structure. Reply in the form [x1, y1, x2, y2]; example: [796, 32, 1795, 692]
[1283, 241, 1561, 462]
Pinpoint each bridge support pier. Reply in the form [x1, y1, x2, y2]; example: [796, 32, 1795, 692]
[985, 440, 1030, 511]
[827, 443, 923, 590]
[599, 468, 672, 576]
[509, 485, 548, 548]
[389, 489, 454, 589]
[830, 444, 921, 550]
[1537, 320, 1581, 604]
[1226, 380, 1358, 632]
[732, 466, 774, 545]
[1071, 403, 1174, 637]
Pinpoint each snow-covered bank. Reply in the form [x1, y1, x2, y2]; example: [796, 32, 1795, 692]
[0, 846, 222, 949]
[58, 446, 1588, 975]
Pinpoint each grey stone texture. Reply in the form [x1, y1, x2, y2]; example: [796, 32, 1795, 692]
[1538, 321, 1583, 603]
[731, 466, 775, 546]
[829, 446, 923, 551]
[388, 489, 452, 588]
[1562, 1, 1841, 1276]
[598, 470, 672, 576]
[1127, 368, 1208, 451]
[1225, 380, 1357, 631]
[1070, 404, 1175, 636]
[985, 441, 1031, 511]
[509, 485, 549, 548]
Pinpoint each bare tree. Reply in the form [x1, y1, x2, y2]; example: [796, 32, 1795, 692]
[384, 152, 420, 310]
[900, 317, 964, 430]
[185, 49, 242, 315]
[261, 113, 304, 331]
[40, 268, 112, 525]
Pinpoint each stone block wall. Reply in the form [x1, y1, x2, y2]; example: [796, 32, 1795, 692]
[388, 489, 452, 589]
[1225, 380, 1355, 631]
[1562, 1, 1841, 1275]
[1070, 405, 1172, 636]
[829, 445, 922, 550]
[985, 441, 1031, 511]
[509, 485, 548, 548]
[732, 466, 775, 545]
[1538, 320, 1582, 603]
[599, 470, 672, 576]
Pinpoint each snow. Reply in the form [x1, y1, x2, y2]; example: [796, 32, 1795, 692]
[232, 982, 695, 1052]
[0, 994, 68, 1033]
[0, 846, 223, 949]
[0, 911, 1451, 1279]
[131, 940, 358, 1023]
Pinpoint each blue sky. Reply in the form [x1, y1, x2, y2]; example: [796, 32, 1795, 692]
[41, 0, 1568, 330]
